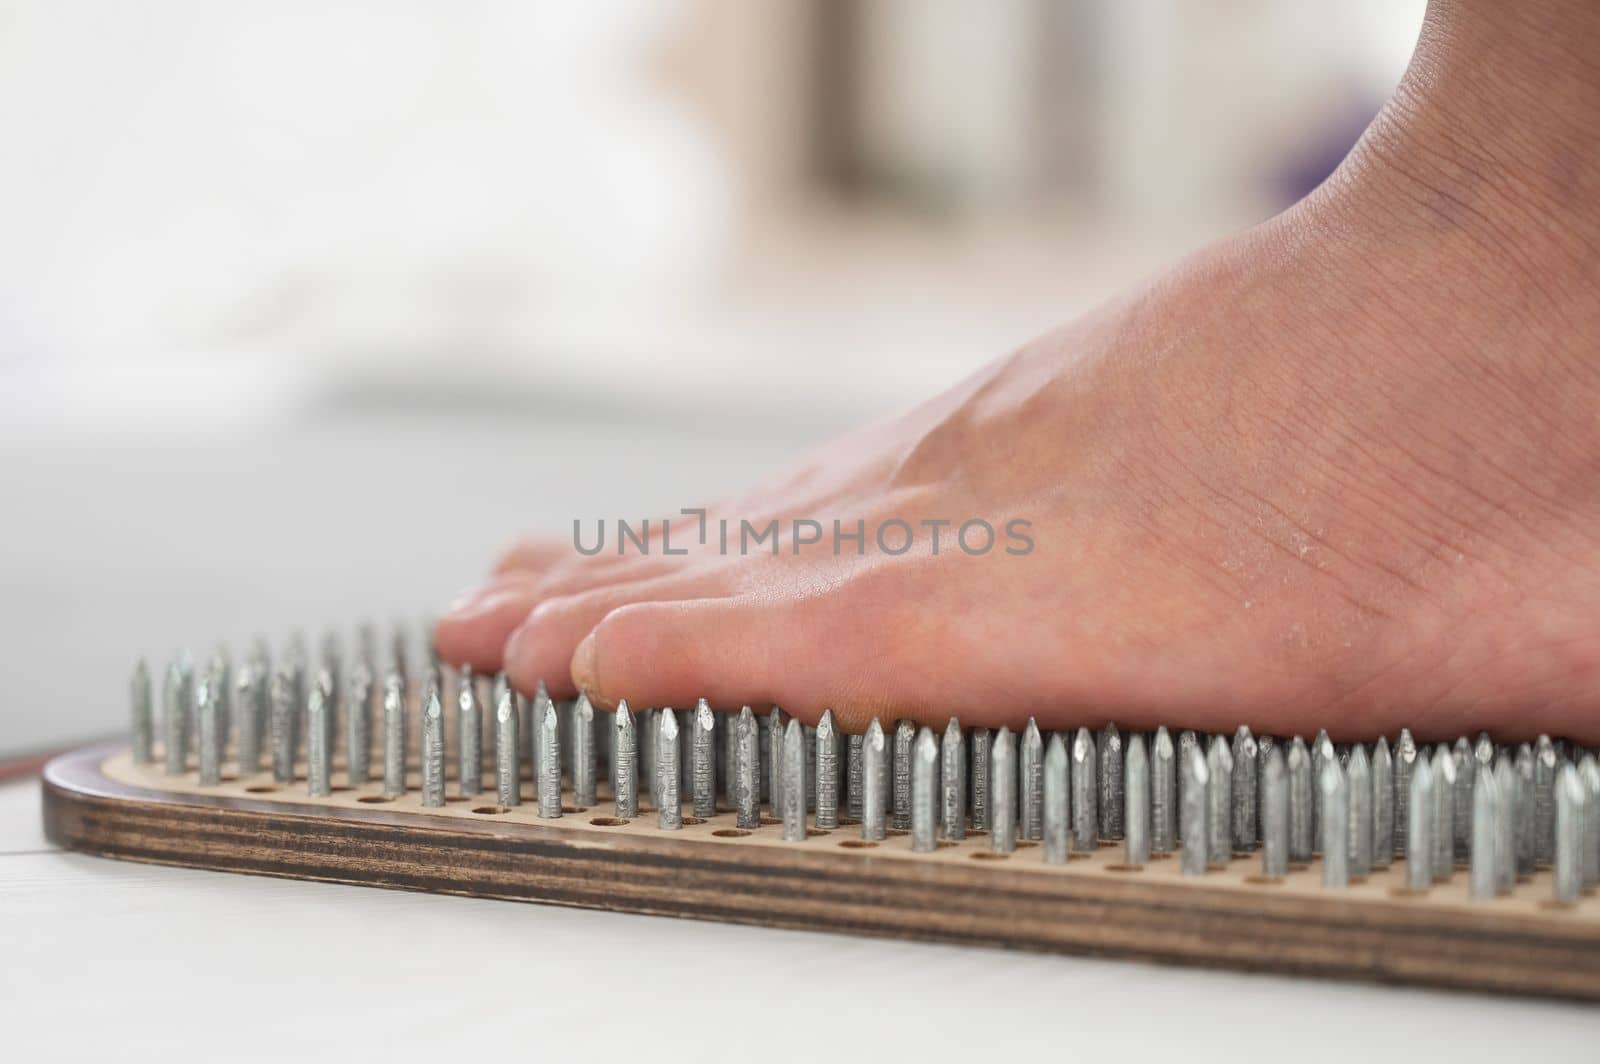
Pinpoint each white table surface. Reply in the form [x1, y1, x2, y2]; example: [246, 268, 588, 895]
[3, 410, 1598, 1057]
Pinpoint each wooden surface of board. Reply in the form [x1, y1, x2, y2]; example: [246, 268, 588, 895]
[42, 743, 1600, 1002]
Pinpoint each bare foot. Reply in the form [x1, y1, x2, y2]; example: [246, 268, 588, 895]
[437, 0, 1600, 742]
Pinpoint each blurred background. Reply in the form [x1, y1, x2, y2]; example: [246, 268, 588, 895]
[0, 0, 1426, 754]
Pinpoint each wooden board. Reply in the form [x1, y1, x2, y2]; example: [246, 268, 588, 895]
[42, 743, 1600, 1002]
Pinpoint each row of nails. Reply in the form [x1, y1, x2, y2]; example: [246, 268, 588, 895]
[130, 638, 1600, 905]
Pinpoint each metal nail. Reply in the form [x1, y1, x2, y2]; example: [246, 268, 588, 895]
[990, 726, 1016, 854]
[734, 706, 759, 828]
[1311, 730, 1333, 853]
[1261, 743, 1287, 877]
[310, 643, 332, 760]
[1176, 730, 1199, 841]
[237, 663, 265, 776]
[780, 717, 806, 840]
[1553, 764, 1584, 904]
[1452, 737, 1475, 864]
[1070, 727, 1097, 852]
[197, 670, 222, 786]
[1254, 733, 1276, 844]
[319, 630, 342, 698]
[1124, 733, 1150, 867]
[382, 669, 406, 796]
[131, 660, 154, 764]
[1535, 736, 1558, 866]
[846, 731, 865, 820]
[690, 699, 716, 818]
[680, 709, 695, 802]
[912, 726, 938, 853]
[1493, 758, 1517, 894]
[1288, 736, 1313, 862]
[815, 709, 839, 829]
[455, 668, 482, 798]
[1394, 728, 1416, 857]
[659, 709, 682, 830]
[1580, 755, 1600, 889]
[1043, 733, 1069, 865]
[530, 683, 553, 786]
[1181, 745, 1209, 876]
[766, 707, 786, 811]
[862, 718, 887, 841]
[1151, 727, 1176, 855]
[537, 694, 561, 819]
[284, 636, 306, 724]
[1320, 759, 1348, 888]
[421, 684, 445, 808]
[1431, 743, 1456, 881]
[345, 661, 372, 787]
[1099, 722, 1123, 841]
[1474, 731, 1495, 768]
[1406, 754, 1434, 892]
[574, 693, 598, 808]
[1020, 718, 1044, 841]
[216, 651, 237, 761]
[1347, 744, 1372, 878]
[387, 625, 408, 688]
[1231, 725, 1257, 851]
[803, 722, 817, 813]
[751, 708, 769, 801]
[969, 727, 992, 832]
[1371, 736, 1393, 869]
[941, 718, 966, 841]
[892, 719, 916, 830]
[614, 700, 638, 818]
[1513, 743, 1536, 877]
[305, 672, 332, 796]
[1206, 735, 1233, 866]
[269, 668, 296, 784]
[496, 680, 520, 807]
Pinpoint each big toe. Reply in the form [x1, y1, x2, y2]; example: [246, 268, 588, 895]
[566, 587, 885, 720]
[568, 596, 793, 713]
[503, 570, 735, 699]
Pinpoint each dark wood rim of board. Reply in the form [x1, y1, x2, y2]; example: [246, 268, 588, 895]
[42, 742, 1600, 1002]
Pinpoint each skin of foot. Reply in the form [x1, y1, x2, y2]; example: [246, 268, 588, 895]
[436, 0, 1600, 742]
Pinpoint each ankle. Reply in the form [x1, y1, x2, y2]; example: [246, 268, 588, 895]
[1341, 0, 1600, 262]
